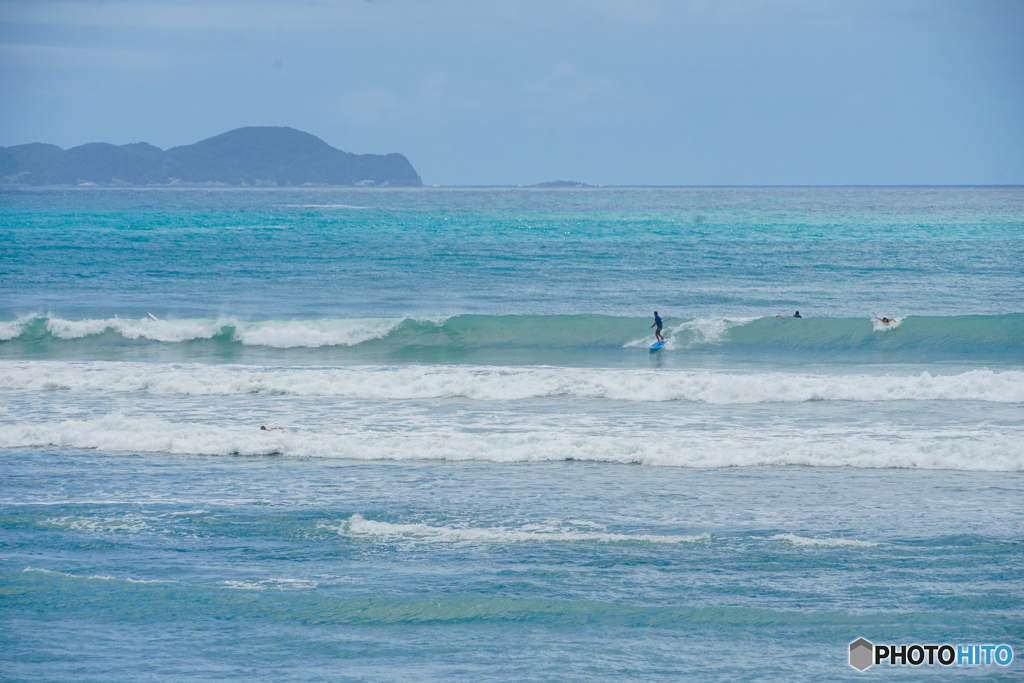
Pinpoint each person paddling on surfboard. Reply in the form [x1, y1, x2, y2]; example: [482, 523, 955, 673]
[651, 312, 665, 343]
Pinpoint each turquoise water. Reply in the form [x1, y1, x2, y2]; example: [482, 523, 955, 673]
[2, 187, 1022, 680]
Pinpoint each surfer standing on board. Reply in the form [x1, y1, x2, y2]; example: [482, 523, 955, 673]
[651, 312, 665, 342]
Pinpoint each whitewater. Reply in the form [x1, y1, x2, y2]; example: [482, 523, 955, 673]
[2, 186, 1022, 681]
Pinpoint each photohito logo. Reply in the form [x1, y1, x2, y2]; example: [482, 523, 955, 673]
[849, 638, 1013, 671]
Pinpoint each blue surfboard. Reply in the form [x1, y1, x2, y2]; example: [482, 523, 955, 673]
[650, 340, 667, 350]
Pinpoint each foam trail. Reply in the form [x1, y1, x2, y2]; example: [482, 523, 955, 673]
[623, 318, 752, 349]
[219, 579, 319, 591]
[329, 514, 710, 544]
[287, 204, 369, 209]
[1, 414, 1021, 471]
[770, 533, 880, 548]
[45, 514, 153, 533]
[23, 567, 174, 584]
[3, 362, 1022, 404]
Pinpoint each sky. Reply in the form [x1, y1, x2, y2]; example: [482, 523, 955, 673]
[1, 0, 1022, 186]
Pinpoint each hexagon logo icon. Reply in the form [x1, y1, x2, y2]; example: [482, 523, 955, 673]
[849, 638, 874, 671]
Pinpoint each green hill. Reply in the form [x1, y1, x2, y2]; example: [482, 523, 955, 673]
[0, 127, 422, 187]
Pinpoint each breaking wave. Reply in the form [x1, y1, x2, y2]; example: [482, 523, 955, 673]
[2, 362, 1021, 404]
[1, 313, 1022, 361]
[1, 413, 1021, 471]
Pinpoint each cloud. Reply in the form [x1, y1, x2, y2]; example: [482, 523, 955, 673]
[339, 87, 400, 125]
[0, 42, 163, 68]
[1, 0, 335, 32]
[563, 0, 665, 24]
[2, 0, 684, 33]
[523, 62, 616, 110]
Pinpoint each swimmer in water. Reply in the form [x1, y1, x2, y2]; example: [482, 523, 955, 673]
[876, 316, 896, 324]
[261, 423, 284, 431]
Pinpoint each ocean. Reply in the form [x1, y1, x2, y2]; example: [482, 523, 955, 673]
[1, 186, 1022, 681]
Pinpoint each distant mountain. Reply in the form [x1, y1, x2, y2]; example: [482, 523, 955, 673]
[0, 127, 423, 187]
[531, 180, 592, 188]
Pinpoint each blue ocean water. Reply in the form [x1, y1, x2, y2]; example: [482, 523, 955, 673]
[1, 186, 1022, 680]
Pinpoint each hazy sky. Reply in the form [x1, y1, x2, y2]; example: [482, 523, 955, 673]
[2, 0, 1022, 185]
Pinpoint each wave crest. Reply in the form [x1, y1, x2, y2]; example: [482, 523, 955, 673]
[2, 363, 1021, 404]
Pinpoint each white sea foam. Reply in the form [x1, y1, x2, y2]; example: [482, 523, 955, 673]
[26, 316, 416, 347]
[286, 204, 369, 209]
[327, 514, 710, 544]
[3, 362, 1022, 404]
[220, 578, 318, 591]
[45, 514, 153, 533]
[770, 533, 880, 548]
[675, 317, 753, 346]
[23, 567, 172, 584]
[1, 413, 1021, 471]
[232, 318, 404, 348]
[0, 318, 29, 341]
[45, 316, 223, 342]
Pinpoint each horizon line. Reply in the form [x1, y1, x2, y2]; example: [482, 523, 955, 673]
[2, 183, 1023, 190]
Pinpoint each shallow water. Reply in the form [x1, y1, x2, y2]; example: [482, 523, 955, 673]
[3, 452, 1022, 681]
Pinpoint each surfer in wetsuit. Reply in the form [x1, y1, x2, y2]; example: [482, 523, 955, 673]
[651, 312, 664, 342]
[793, 311, 802, 318]
[876, 316, 896, 324]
